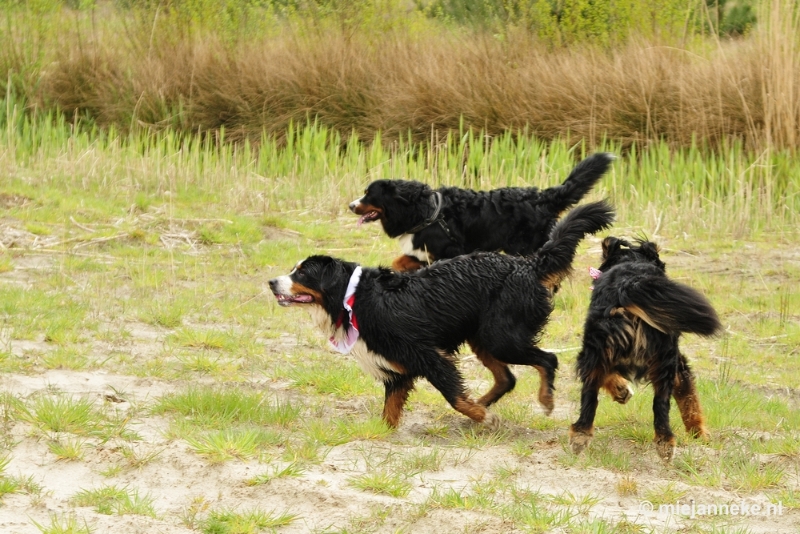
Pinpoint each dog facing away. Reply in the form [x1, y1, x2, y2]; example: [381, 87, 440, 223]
[349, 153, 614, 272]
[569, 237, 722, 461]
[270, 201, 615, 429]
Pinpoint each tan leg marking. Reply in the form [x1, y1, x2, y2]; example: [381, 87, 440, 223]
[391, 255, 426, 272]
[602, 373, 634, 404]
[533, 365, 555, 415]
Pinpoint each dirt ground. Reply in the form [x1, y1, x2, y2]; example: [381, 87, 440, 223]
[0, 224, 798, 533]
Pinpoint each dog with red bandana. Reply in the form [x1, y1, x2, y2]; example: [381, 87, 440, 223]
[270, 202, 615, 429]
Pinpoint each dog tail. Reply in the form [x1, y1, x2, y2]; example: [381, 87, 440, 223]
[535, 200, 615, 290]
[620, 279, 722, 337]
[540, 153, 614, 211]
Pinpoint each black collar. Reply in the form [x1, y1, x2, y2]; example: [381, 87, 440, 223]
[406, 192, 444, 234]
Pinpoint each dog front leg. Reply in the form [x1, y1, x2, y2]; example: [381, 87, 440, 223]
[391, 255, 426, 272]
[602, 373, 634, 404]
[570, 376, 601, 454]
[382, 376, 415, 428]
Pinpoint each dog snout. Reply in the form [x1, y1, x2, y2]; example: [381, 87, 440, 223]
[268, 278, 279, 291]
[348, 200, 360, 213]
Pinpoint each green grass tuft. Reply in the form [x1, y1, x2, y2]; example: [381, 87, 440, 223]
[200, 508, 298, 534]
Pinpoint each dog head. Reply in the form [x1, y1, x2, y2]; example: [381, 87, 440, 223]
[349, 180, 434, 237]
[598, 237, 666, 273]
[269, 255, 357, 320]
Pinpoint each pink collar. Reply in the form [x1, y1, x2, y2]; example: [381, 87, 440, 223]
[329, 267, 362, 354]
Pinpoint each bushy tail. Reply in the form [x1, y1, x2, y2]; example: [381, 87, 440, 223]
[535, 200, 615, 290]
[539, 153, 615, 211]
[620, 278, 722, 337]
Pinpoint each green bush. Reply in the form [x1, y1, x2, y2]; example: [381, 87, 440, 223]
[419, 0, 703, 45]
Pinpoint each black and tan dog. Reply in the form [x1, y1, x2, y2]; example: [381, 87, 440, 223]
[349, 153, 613, 271]
[569, 237, 722, 461]
[270, 202, 615, 429]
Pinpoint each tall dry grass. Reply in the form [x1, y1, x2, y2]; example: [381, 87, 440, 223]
[3, 0, 800, 150]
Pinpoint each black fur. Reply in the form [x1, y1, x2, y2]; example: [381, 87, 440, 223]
[270, 202, 615, 428]
[349, 153, 614, 271]
[569, 237, 722, 461]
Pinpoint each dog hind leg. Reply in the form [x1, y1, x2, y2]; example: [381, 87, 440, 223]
[672, 352, 709, 440]
[490, 345, 557, 415]
[651, 369, 677, 462]
[423, 351, 500, 430]
[468, 341, 517, 407]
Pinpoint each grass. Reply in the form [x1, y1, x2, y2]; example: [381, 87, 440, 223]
[0, 67, 799, 532]
[152, 387, 300, 429]
[47, 438, 85, 461]
[24, 395, 102, 435]
[246, 462, 306, 486]
[30, 513, 93, 534]
[185, 428, 282, 463]
[348, 471, 412, 498]
[200, 508, 297, 534]
[71, 484, 157, 517]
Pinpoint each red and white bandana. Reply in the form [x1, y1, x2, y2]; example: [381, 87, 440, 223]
[329, 266, 362, 354]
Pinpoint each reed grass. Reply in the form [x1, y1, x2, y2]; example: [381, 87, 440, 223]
[2, 94, 798, 237]
[0, 1, 797, 152]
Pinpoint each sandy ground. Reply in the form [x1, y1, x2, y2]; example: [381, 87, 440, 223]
[0, 367, 796, 533]
[0, 224, 798, 533]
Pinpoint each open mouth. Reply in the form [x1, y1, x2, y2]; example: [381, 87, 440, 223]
[273, 293, 314, 307]
[358, 210, 380, 226]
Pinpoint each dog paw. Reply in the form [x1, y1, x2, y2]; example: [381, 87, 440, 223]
[569, 432, 593, 455]
[538, 393, 555, 416]
[655, 436, 677, 462]
[613, 383, 635, 404]
[482, 412, 501, 431]
[690, 426, 710, 441]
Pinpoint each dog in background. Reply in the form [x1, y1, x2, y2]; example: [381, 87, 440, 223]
[569, 237, 722, 461]
[349, 153, 614, 272]
[270, 202, 615, 429]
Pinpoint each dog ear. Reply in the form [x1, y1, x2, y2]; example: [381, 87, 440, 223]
[639, 241, 661, 261]
[601, 237, 623, 259]
[390, 182, 415, 205]
[638, 241, 666, 271]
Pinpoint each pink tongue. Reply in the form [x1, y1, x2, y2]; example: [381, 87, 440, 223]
[358, 215, 366, 226]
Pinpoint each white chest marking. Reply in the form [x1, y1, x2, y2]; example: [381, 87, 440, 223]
[306, 306, 396, 382]
[399, 234, 430, 263]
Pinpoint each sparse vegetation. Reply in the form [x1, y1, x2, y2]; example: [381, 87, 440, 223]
[200, 508, 297, 534]
[0, 1, 798, 532]
[71, 484, 157, 517]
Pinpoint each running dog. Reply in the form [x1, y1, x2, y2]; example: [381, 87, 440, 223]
[569, 237, 722, 461]
[349, 153, 613, 271]
[270, 202, 615, 428]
